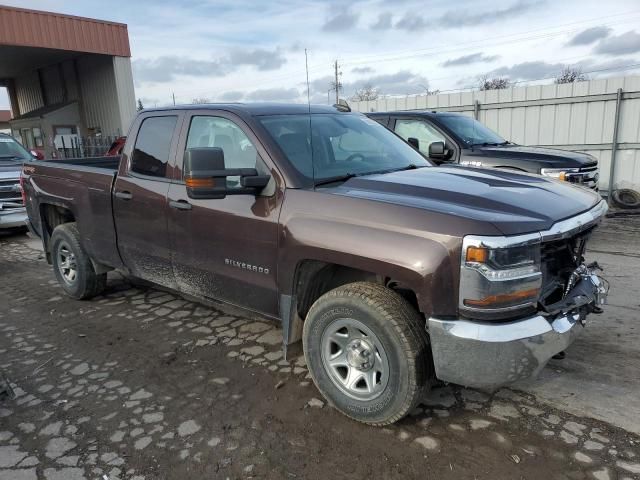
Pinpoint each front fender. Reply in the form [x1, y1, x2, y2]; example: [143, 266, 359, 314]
[278, 196, 461, 317]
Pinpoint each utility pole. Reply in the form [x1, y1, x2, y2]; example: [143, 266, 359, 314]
[334, 60, 340, 105]
[172, 92, 176, 106]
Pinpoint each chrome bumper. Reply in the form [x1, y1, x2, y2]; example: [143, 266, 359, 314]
[0, 207, 27, 229]
[427, 313, 583, 390]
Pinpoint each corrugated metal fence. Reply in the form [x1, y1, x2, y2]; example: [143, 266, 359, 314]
[351, 75, 640, 194]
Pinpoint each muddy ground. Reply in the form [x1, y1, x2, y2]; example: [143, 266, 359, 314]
[1, 216, 639, 480]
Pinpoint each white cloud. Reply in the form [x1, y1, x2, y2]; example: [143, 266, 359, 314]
[594, 31, 640, 55]
[2, 0, 639, 109]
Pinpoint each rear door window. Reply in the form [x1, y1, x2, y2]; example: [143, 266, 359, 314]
[131, 116, 178, 178]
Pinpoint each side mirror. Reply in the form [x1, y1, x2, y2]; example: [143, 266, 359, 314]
[429, 141, 453, 162]
[407, 137, 420, 150]
[31, 150, 44, 160]
[184, 147, 270, 200]
[428, 141, 445, 158]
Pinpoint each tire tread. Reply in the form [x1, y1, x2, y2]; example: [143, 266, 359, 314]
[304, 281, 431, 426]
[51, 222, 106, 299]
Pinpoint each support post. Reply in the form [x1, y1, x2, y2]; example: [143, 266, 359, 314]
[607, 88, 623, 206]
[474, 99, 480, 120]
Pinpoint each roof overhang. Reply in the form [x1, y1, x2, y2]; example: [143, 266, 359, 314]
[0, 45, 84, 78]
[0, 6, 130, 58]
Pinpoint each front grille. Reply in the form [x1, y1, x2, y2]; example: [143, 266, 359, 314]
[540, 230, 593, 304]
[566, 165, 599, 190]
[0, 179, 23, 207]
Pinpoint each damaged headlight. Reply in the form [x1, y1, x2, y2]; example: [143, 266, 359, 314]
[460, 235, 542, 319]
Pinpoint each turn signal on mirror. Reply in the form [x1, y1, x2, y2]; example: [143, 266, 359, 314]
[185, 177, 215, 188]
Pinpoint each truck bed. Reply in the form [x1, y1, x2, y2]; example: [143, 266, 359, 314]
[22, 156, 123, 270]
[42, 155, 121, 170]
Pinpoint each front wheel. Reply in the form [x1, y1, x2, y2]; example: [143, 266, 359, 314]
[303, 282, 432, 425]
[50, 223, 106, 299]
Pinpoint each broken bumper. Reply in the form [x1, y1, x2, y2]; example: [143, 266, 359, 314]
[0, 207, 27, 229]
[427, 312, 584, 390]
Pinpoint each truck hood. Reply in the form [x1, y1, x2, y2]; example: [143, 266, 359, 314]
[472, 144, 597, 169]
[332, 166, 602, 236]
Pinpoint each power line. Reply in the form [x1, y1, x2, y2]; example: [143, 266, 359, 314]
[165, 9, 640, 102]
[341, 15, 640, 67]
[371, 62, 640, 98]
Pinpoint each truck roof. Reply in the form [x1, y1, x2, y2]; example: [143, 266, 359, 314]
[142, 103, 350, 116]
[367, 111, 464, 118]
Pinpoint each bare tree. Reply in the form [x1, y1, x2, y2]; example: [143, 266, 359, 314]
[555, 66, 588, 84]
[478, 75, 510, 91]
[191, 97, 211, 104]
[351, 84, 380, 101]
[418, 83, 439, 95]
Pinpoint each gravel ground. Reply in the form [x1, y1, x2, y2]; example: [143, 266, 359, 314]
[1, 225, 639, 480]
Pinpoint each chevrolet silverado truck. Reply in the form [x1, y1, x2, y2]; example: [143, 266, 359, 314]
[0, 133, 33, 230]
[22, 104, 608, 425]
[368, 111, 600, 190]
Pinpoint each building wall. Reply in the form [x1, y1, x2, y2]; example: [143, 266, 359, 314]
[12, 53, 136, 137]
[14, 70, 43, 114]
[76, 54, 122, 136]
[351, 75, 640, 193]
[113, 56, 136, 136]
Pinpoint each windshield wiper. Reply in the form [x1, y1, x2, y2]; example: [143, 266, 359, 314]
[314, 173, 358, 187]
[396, 163, 424, 171]
[314, 164, 427, 187]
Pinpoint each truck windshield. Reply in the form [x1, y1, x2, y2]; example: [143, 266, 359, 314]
[259, 113, 430, 183]
[437, 115, 506, 146]
[0, 136, 32, 162]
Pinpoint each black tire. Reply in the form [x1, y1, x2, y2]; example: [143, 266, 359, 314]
[303, 282, 432, 426]
[50, 222, 106, 299]
[612, 189, 640, 209]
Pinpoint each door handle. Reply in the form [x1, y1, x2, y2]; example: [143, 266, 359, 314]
[114, 190, 132, 200]
[169, 200, 192, 211]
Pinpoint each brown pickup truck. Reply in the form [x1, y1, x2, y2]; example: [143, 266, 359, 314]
[22, 103, 609, 425]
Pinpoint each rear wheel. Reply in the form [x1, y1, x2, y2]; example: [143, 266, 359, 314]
[50, 223, 106, 299]
[303, 282, 432, 425]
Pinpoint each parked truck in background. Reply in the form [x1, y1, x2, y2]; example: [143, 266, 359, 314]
[368, 111, 600, 190]
[22, 103, 608, 425]
[0, 133, 33, 230]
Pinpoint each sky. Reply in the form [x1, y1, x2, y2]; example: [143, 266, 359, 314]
[1, 0, 640, 109]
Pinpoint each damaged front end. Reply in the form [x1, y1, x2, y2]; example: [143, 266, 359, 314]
[428, 201, 609, 390]
[539, 232, 609, 323]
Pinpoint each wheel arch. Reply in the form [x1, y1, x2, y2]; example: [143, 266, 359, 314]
[39, 202, 76, 263]
[279, 255, 442, 350]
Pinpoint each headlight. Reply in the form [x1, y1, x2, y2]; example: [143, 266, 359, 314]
[460, 236, 542, 319]
[540, 167, 579, 181]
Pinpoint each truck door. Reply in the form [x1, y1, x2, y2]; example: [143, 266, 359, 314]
[113, 112, 183, 289]
[167, 111, 283, 317]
